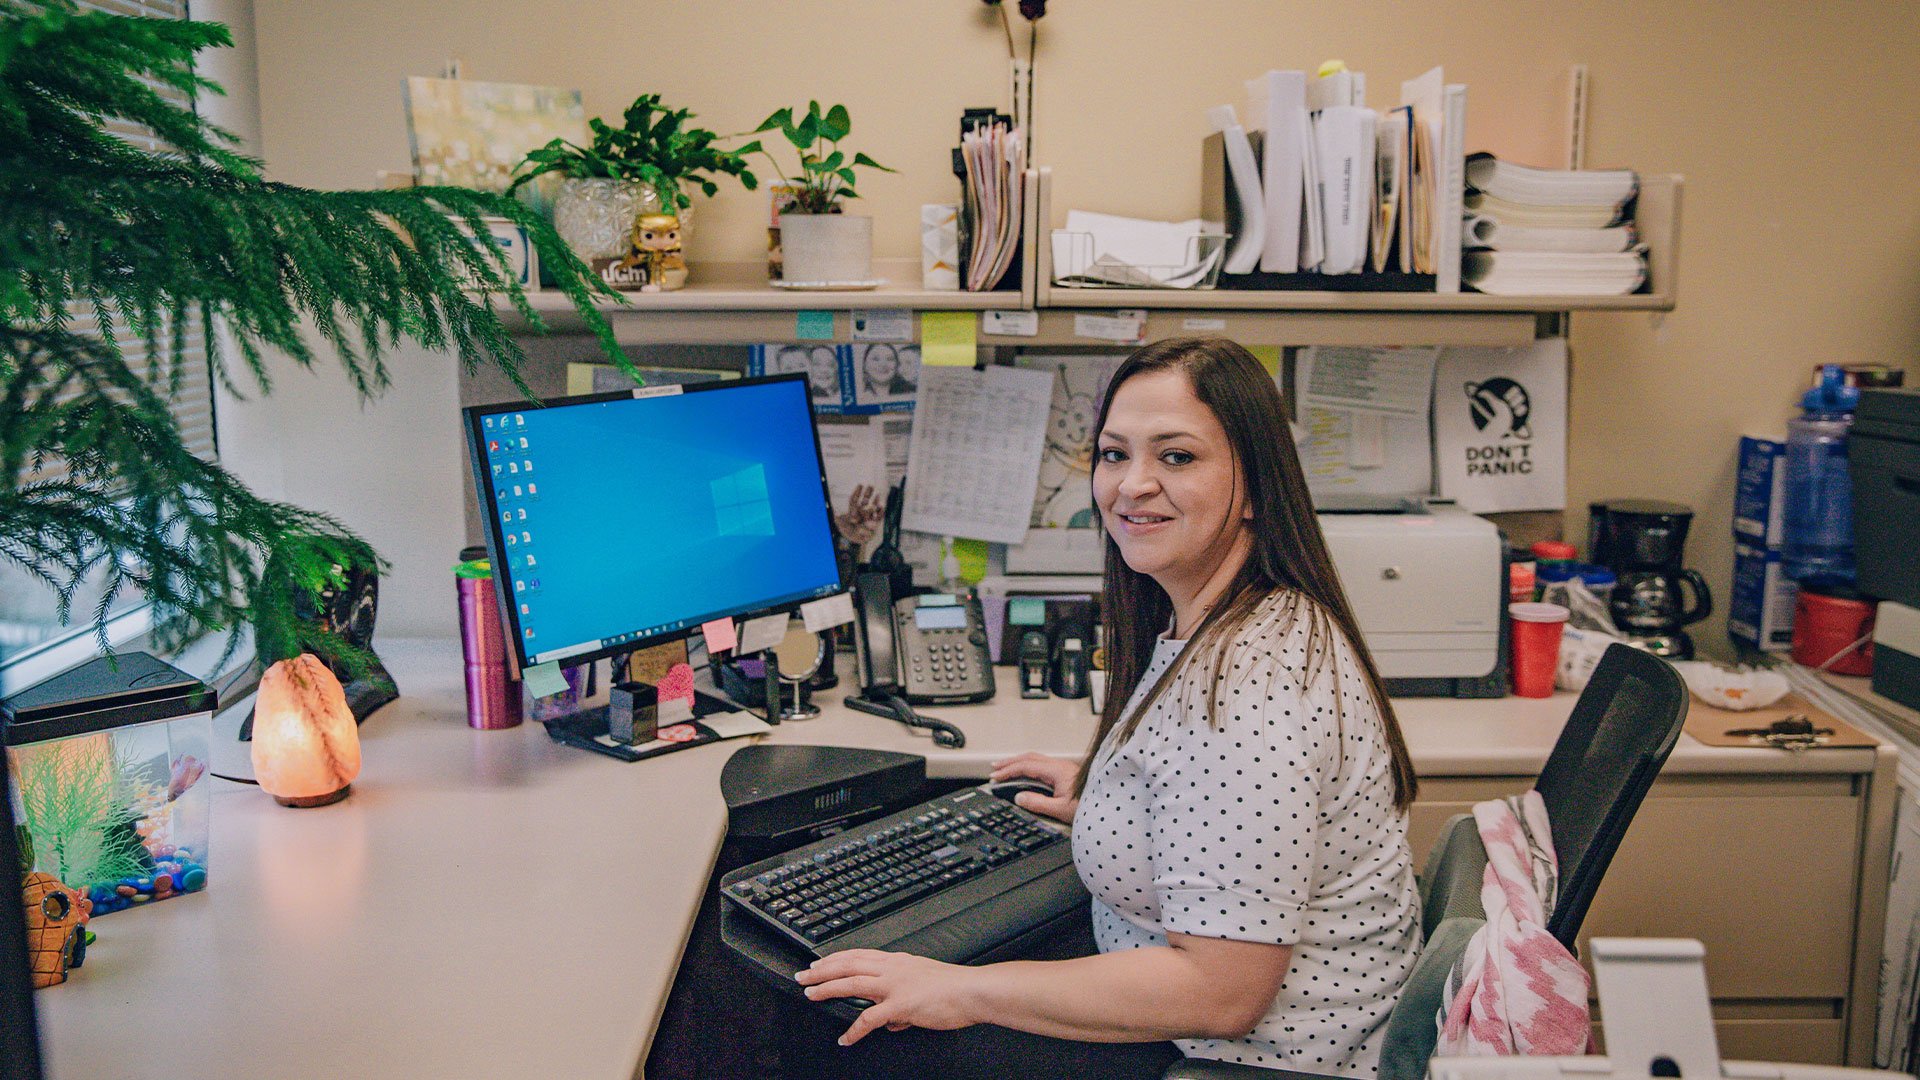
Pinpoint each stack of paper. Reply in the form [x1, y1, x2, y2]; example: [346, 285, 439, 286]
[1049, 210, 1224, 289]
[960, 121, 1026, 291]
[1459, 153, 1645, 295]
[1218, 64, 1461, 286]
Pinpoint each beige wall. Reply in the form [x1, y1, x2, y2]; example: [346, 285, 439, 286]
[249, 0, 1920, 653]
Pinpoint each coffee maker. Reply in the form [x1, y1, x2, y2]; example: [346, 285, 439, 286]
[1588, 499, 1713, 659]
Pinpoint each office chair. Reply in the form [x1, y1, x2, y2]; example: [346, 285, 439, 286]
[1166, 644, 1690, 1080]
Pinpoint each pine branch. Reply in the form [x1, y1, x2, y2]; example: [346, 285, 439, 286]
[0, 3, 641, 660]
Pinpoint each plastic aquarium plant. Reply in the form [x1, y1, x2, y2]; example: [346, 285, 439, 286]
[16, 736, 157, 888]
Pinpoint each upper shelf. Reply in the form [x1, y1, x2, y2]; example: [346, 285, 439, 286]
[1033, 167, 1682, 313]
[500, 163, 1680, 346]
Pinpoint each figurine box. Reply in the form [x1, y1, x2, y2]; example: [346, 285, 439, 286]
[3, 652, 215, 916]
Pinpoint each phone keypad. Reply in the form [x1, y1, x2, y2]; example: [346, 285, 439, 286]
[910, 637, 978, 692]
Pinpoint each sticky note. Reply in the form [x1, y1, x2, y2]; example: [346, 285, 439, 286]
[737, 612, 788, 654]
[801, 592, 856, 633]
[1249, 344, 1282, 378]
[701, 617, 738, 655]
[796, 310, 836, 340]
[919, 310, 977, 367]
[523, 660, 570, 699]
[1008, 598, 1047, 626]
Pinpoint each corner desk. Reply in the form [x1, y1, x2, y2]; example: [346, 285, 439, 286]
[35, 639, 1891, 1077]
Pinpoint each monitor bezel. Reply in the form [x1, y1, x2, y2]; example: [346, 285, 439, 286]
[462, 372, 846, 673]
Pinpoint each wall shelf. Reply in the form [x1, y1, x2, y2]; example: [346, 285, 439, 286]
[498, 165, 1680, 349]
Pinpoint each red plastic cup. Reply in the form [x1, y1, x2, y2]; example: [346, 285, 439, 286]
[1509, 602, 1570, 698]
[1791, 591, 1876, 676]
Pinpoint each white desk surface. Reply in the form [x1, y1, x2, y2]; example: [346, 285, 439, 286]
[34, 638, 1883, 1079]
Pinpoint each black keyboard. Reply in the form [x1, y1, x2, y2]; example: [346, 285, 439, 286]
[720, 787, 1071, 957]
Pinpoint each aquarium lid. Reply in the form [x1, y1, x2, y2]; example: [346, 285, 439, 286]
[1, 652, 215, 746]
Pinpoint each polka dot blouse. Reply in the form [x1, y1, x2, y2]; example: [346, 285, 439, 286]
[1072, 590, 1421, 1076]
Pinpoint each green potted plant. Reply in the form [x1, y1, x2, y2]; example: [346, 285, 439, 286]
[509, 94, 758, 273]
[737, 101, 895, 285]
[1, 6, 627, 677]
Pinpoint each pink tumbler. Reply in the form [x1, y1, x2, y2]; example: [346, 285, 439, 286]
[456, 547, 523, 729]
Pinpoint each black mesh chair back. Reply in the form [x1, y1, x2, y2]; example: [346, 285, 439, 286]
[1532, 643, 1688, 948]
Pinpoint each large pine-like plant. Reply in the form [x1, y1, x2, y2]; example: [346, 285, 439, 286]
[0, 4, 628, 668]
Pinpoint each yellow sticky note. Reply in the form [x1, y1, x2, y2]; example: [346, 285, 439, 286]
[920, 311, 977, 367]
[1249, 345, 1282, 378]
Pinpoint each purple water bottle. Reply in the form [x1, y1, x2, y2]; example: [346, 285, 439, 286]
[456, 546, 523, 730]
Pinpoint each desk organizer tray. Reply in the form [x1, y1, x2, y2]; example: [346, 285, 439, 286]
[542, 691, 771, 762]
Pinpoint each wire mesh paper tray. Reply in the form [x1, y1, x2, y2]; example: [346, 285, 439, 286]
[1049, 231, 1228, 290]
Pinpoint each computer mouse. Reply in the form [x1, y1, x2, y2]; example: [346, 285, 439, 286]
[983, 779, 1054, 803]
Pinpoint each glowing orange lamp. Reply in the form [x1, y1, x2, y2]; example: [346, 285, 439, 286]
[251, 655, 361, 807]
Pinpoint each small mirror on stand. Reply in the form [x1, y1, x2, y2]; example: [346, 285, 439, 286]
[771, 625, 830, 721]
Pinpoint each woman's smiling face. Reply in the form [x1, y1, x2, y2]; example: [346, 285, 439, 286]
[864, 345, 898, 387]
[1093, 369, 1248, 591]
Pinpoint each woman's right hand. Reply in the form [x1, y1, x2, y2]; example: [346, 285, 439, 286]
[989, 752, 1082, 824]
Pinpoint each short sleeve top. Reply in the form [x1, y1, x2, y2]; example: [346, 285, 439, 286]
[1071, 590, 1420, 1076]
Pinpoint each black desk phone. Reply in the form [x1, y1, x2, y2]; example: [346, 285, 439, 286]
[853, 572, 995, 705]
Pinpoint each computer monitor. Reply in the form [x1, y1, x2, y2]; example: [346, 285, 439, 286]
[463, 373, 845, 671]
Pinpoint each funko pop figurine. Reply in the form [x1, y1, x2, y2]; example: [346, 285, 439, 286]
[23, 871, 90, 988]
[623, 213, 686, 293]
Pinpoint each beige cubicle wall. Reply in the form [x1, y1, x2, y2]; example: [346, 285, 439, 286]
[240, 1, 1920, 653]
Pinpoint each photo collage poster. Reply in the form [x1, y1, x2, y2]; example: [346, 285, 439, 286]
[750, 344, 923, 416]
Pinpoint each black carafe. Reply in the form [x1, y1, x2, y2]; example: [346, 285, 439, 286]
[1588, 499, 1713, 659]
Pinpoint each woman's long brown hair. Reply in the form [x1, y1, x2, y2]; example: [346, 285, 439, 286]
[1076, 337, 1418, 811]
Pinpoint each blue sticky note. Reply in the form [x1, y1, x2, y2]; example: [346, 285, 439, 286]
[524, 660, 570, 699]
[1008, 598, 1047, 626]
[796, 310, 836, 340]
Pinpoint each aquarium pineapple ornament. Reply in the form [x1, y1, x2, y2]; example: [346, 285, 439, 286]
[23, 871, 90, 988]
[251, 656, 361, 808]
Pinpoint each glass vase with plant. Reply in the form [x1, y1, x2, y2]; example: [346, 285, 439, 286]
[736, 102, 896, 284]
[509, 94, 759, 262]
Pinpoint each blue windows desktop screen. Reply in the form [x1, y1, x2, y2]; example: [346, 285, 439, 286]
[472, 377, 842, 667]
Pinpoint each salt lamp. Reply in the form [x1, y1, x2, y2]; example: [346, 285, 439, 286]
[251, 655, 361, 807]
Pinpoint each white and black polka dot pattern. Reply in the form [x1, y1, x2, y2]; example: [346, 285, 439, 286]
[1072, 591, 1420, 1076]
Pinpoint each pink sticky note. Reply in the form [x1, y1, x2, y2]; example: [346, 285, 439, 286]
[701, 617, 738, 655]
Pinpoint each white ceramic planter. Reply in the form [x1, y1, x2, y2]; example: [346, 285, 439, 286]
[778, 213, 873, 284]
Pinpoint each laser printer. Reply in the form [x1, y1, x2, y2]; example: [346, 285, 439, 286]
[1316, 497, 1505, 694]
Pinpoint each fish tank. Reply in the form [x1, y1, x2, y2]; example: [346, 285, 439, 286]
[3, 652, 215, 917]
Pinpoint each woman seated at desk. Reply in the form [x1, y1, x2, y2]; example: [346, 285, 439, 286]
[797, 338, 1422, 1077]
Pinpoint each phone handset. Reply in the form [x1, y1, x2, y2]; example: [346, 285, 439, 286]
[848, 571, 965, 748]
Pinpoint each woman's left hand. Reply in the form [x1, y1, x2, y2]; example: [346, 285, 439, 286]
[795, 949, 981, 1045]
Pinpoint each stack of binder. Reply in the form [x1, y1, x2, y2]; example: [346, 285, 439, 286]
[1459, 153, 1646, 296]
[1202, 65, 1467, 292]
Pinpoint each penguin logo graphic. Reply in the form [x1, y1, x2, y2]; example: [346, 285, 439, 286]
[1464, 378, 1531, 439]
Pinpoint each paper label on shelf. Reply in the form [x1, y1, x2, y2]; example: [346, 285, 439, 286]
[701, 617, 738, 655]
[631, 384, 684, 399]
[1181, 317, 1228, 331]
[801, 592, 857, 632]
[523, 660, 570, 699]
[795, 310, 836, 340]
[736, 612, 789, 655]
[920, 310, 977, 366]
[851, 309, 913, 342]
[1073, 310, 1146, 344]
[982, 310, 1040, 337]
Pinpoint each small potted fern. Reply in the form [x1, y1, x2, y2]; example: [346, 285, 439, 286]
[509, 93, 758, 273]
[738, 101, 895, 285]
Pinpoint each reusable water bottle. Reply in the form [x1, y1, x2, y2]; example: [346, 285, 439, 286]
[1781, 366, 1860, 587]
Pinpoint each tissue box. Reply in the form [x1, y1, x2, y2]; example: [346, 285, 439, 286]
[3, 653, 215, 916]
[1729, 542, 1797, 652]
